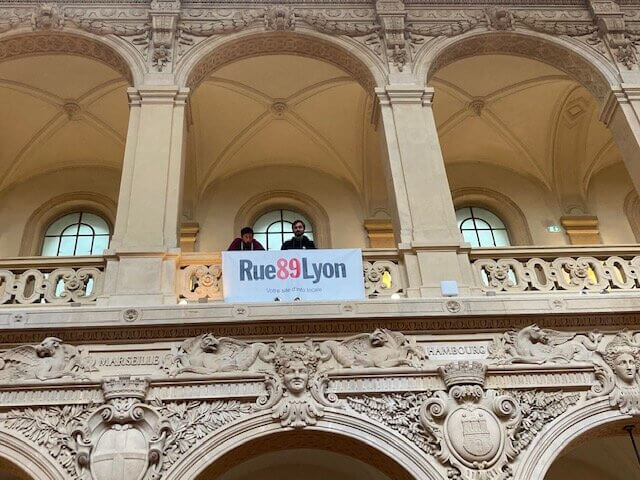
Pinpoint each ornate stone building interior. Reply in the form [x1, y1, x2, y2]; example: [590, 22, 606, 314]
[0, 1, 640, 480]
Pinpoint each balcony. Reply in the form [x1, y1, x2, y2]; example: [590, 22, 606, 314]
[0, 256, 104, 306]
[3, 245, 640, 308]
[470, 245, 640, 294]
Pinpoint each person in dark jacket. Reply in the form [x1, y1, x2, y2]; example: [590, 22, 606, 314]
[228, 227, 265, 251]
[281, 220, 316, 250]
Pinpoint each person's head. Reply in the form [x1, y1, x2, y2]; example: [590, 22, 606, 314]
[292, 220, 305, 237]
[240, 227, 254, 244]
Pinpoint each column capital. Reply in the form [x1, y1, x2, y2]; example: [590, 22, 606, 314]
[375, 85, 435, 106]
[127, 86, 190, 106]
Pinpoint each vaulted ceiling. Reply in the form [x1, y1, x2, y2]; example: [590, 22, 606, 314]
[0, 54, 129, 193]
[431, 54, 621, 207]
[187, 55, 378, 198]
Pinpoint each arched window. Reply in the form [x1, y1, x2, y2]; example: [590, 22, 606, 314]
[41, 212, 111, 256]
[456, 207, 511, 247]
[253, 209, 314, 251]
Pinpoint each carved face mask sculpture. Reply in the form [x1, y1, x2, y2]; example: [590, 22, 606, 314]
[614, 353, 637, 383]
[283, 360, 309, 394]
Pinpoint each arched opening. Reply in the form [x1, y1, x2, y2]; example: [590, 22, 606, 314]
[0, 456, 33, 480]
[193, 430, 415, 480]
[426, 33, 634, 246]
[0, 33, 132, 257]
[183, 33, 389, 251]
[545, 419, 640, 480]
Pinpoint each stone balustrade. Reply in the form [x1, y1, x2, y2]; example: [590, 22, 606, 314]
[0, 256, 104, 305]
[470, 245, 640, 293]
[177, 249, 406, 302]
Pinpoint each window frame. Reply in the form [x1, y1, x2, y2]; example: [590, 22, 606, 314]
[252, 209, 315, 251]
[456, 206, 511, 247]
[41, 211, 111, 257]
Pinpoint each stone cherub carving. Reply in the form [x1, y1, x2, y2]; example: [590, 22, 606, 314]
[316, 328, 427, 369]
[591, 332, 640, 415]
[163, 333, 273, 376]
[489, 324, 601, 364]
[0, 337, 94, 381]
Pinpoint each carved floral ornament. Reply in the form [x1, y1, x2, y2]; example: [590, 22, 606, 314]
[0, 326, 638, 479]
[0, 1, 636, 81]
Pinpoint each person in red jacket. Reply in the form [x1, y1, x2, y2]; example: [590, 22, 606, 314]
[227, 227, 265, 251]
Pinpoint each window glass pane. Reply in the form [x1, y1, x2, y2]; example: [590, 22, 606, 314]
[61, 223, 80, 237]
[456, 207, 471, 228]
[459, 218, 475, 230]
[77, 224, 95, 235]
[58, 236, 77, 256]
[82, 213, 110, 235]
[41, 237, 60, 256]
[253, 211, 282, 233]
[268, 220, 288, 235]
[75, 236, 93, 256]
[473, 218, 492, 230]
[268, 233, 283, 250]
[306, 232, 314, 242]
[477, 229, 496, 247]
[471, 207, 506, 229]
[45, 213, 80, 236]
[253, 233, 267, 250]
[462, 230, 480, 247]
[492, 229, 510, 247]
[92, 235, 110, 255]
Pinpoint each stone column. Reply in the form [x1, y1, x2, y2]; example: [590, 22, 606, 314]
[601, 85, 640, 194]
[103, 86, 189, 306]
[377, 85, 476, 296]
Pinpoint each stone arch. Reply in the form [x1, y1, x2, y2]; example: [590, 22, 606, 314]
[176, 29, 387, 96]
[451, 187, 533, 245]
[0, 429, 66, 480]
[20, 192, 117, 256]
[623, 190, 640, 243]
[163, 410, 444, 480]
[513, 397, 632, 480]
[416, 30, 620, 104]
[234, 189, 332, 248]
[0, 30, 142, 86]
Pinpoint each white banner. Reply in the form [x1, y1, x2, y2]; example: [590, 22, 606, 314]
[222, 249, 365, 303]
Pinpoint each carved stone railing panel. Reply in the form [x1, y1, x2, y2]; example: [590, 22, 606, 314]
[362, 249, 405, 297]
[470, 246, 640, 293]
[177, 250, 406, 302]
[0, 257, 104, 305]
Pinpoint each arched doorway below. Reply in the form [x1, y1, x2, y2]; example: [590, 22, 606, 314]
[194, 430, 416, 480]
[545, 419, 640, 480]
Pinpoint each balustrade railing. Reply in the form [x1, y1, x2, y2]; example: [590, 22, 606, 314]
[470, 245, 640, 293]
[0, 256, 104, 305]
[177, 249, 405, 302]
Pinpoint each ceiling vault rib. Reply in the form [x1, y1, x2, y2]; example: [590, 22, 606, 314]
[285, 110, 362, 193]
[0, 113, 68, 191]
[198, 111, 273, 194]
[0, 79, 64, 106]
